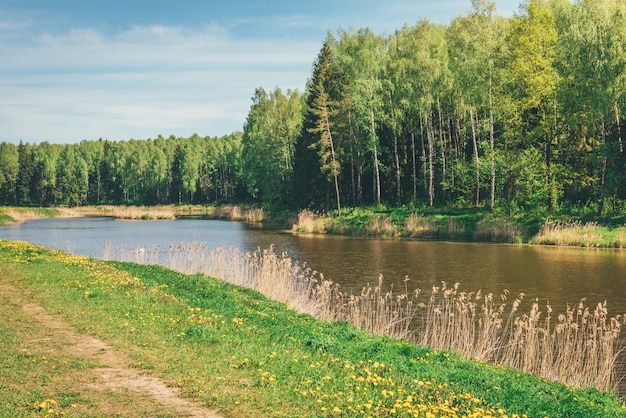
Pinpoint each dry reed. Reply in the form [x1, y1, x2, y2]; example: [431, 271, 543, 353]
[475, 218, 523, 242]
[367, 215, 396, 236]
[212, 205, 265, 223]
[405, 213, 438, 237]
[102, 242, 625, 392]
[105, 205, 176, 220]
[532, 219, 626, 248]
[292, 209, 325, 234]
[443, 217, 466, 240]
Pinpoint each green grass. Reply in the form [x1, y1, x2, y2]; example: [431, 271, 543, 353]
[531, 220, 626, 248]
[295, 206, 529, 243]
[0, 207, 61, 225]
[0, 213, 13, 226]
[293, 205, 626, 247]
[0, 240, 624, 417]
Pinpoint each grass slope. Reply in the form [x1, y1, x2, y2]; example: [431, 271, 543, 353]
[0, 240, 625, 417]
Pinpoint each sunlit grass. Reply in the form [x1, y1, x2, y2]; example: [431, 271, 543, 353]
[532, 219, 626, 247]
[293, 207, 528, 243]
[3, 239, 625, 416]
[104, 240, 626, 394]
[0, 206, 61, 225]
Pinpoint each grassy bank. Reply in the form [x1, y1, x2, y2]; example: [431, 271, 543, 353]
[0, 207, 63, 225]
[1, 240, 624, 417]
[531, 220, 626, 248]
[292, 206, 626, 247]
[0, 204, 273, 225]
[293, 207, 533, 243]
[0, 205, 217, 225]
[2, 203, 626, 246]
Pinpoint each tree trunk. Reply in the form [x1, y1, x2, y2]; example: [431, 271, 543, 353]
[348, 109, 357, 207]
[615, 102, 623, 154]
[411, 130, 417, 200]
[489, 81, 496, 211]
[324, 104, 341, 217]
[420, 112, 428, 198]
[437, 97, 447, 198]
[598, 114, 607, 217]
[370, 108, 381, 206]
[470, 107, 480, 207]
[427, 109, 435, 207]
[389, 94, 402, 205]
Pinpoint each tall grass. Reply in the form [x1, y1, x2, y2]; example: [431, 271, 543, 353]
[475, 217, 524, 242]
[532, 219, 626, 247]
[102, 205, 177, 219]
[212, 204, 265, 222]
[291, 209, 325, 233]
[102, 242, 625, 392]
[293, 209, 526, 242]
[405, 213, 438, 237]
[0, 207, 61, 223]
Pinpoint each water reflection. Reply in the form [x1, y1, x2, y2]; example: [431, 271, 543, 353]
[2, 217, 625, 310]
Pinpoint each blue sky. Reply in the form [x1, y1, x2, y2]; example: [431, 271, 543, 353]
[0, 0, 520, 144]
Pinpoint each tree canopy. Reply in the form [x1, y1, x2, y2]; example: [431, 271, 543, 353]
[2, 0, 626, 217]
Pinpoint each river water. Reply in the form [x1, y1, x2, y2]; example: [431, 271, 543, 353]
[2, 216, 626, 392]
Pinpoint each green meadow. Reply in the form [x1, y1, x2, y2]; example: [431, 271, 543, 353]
[0, 240, 624, 417]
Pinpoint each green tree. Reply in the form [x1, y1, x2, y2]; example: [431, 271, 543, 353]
[241, 87, 302, 206]
[0, 142, 19, 205]
[393, 21, 449, 206]
[31, 142, 60, 205]
[16, 142, 34, 206]
[447, 0, 506, 208]
[556, 0, 626, 215]
[294, 39, 345, 211]
[341, 28, 388, 205]
[500, 0, 559, 211]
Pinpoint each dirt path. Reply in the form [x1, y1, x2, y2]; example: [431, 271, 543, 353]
[2, 285, 223, 417]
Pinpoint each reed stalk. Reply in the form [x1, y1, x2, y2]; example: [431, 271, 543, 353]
[291, 209, 325, 233]
[102, 241, 625, 392]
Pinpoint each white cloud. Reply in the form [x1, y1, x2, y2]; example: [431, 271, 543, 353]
[0, 23, 320, 143]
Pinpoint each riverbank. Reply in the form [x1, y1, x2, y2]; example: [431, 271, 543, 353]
[0, 205, 215, 224]
[3, 204, 626, 248]
[0, 204, 274, 225]
[1, 240, 624, 417]
[292, 206, 626, 248]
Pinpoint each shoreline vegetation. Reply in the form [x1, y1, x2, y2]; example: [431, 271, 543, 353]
[1, 240, 625, 417]
[3, 204, 626, 248]
[104, 242, 625, 393]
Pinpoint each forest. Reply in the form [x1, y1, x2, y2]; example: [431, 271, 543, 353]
[1, 0, 625, 219]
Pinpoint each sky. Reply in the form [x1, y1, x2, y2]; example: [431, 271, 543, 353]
[0, 0, 521, 144]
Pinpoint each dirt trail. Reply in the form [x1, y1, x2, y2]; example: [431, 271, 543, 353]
[3, 285, 222, 418]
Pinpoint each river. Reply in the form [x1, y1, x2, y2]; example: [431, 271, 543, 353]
[2, 216, 626, 392]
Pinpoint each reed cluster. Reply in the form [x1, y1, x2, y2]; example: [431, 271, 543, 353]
[0, 207, 61, 224]
[103, 205, 177, 220]
[367, 215, 396, 236]
[417, 284, 624, 392]
[103, 242, 625, 392]
[405, 213, 438, 237]
[475, 218, 524, 242]
[212, 204, 265, 223]
[499, 298, 622, 391]
[293, 209, 526, 242]
[532, 219, 626, 247]
[292, 209, 326, 233]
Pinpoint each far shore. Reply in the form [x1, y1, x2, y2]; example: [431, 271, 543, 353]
[2, 204, 626, 248]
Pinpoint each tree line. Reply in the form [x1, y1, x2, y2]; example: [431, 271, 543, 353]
[2, 0, 626, 216]
[248, 0, 626, 217]
[0, 134, 244, 206]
